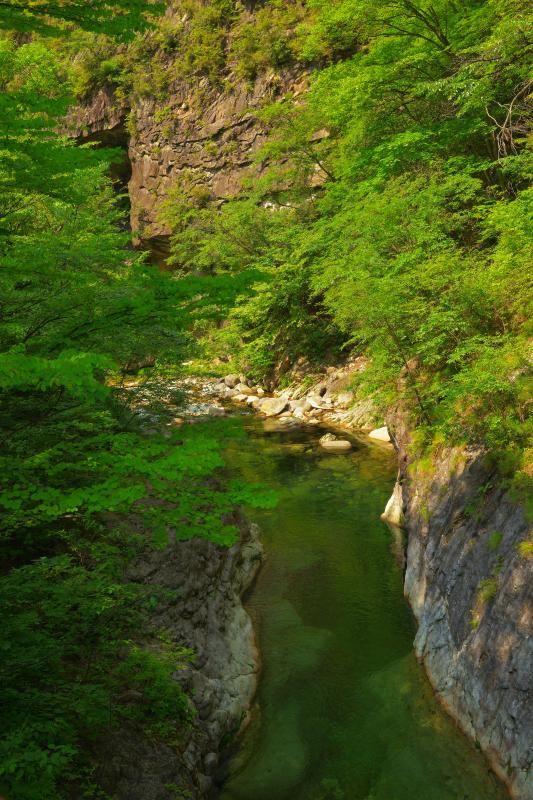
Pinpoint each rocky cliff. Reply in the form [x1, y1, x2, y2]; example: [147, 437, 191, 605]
[69, 68, 308, 259]
[387, 411, 533, 800]
[93, 520, 262, 800]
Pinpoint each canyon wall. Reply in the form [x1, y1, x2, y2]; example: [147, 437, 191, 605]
[388, 411, 533, 799]
[69, 68, 308, 259]
[93, 520, 263, 800]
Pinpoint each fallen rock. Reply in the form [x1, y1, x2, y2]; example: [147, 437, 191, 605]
[336, 391, 354, 409]
[307, 396, 327, 410]
[260, 397, 289, 417]
[369, 426, 391, 443]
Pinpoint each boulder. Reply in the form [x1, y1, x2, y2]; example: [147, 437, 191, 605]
[368, 426, 391, 443]
[233, 394, 248, 403]
[246, 396, 258, 405]
[259, 397, 289, 417]
[224, 374, 240, 388]
[307, 396, 327, 410]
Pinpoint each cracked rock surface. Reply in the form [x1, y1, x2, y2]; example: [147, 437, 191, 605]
[93, 521, 263, 800]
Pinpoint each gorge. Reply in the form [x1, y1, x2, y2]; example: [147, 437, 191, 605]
[0, 2, 531, 800]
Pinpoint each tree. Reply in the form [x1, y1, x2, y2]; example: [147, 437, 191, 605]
[0, 0, 164, 37]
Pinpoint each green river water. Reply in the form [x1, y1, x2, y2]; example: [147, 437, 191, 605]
[217, 415, 507, 800]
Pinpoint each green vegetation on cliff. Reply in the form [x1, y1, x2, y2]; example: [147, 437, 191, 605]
[158, 0, 532, 486]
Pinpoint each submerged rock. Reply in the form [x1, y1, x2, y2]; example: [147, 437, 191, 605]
[319, 433, 353, 452]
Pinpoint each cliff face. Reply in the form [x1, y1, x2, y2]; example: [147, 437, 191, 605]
[389, 411, 533, 800]
[93, 521, 263, 800]
[69, 68, 308, 258]
[128, 68, 308, 246]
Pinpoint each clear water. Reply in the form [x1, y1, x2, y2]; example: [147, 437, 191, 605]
[218, 417, 507, 800]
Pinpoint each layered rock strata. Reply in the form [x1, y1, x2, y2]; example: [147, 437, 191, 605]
[68, 69, 309, 252]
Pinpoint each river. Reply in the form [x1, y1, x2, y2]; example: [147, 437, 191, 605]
[215, 414, 506, 800]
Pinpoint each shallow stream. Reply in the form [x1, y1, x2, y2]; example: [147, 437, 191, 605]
[216, 415, 506, 800]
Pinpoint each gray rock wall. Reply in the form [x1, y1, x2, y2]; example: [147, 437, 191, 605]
[389, 412, 533, 799]
[93, 521, 263, 800]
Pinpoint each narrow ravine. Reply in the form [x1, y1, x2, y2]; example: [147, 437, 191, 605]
[212, 414, 507, 800]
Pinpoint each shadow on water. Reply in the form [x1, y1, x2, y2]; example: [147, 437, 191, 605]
[215, 416, 507, 800]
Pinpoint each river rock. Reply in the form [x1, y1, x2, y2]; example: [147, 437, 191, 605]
[260, 397, 289, 417]
[319, 434, 353, 452]
[235, 383, 255, 396]
[224, 374, 240, 389]
[307, 396, 327, 410]
[368, 426, 391, 443]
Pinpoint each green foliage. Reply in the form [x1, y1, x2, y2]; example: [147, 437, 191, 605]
[157, 0, 531, 474]
[517, 533, 533, 559]
[0, 0, 164, 38]
[0, 20, 276, 800]
[477, 577, 499, 604]
[488, 531, 504, 551]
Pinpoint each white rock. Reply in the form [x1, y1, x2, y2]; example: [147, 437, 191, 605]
[381, 479, 404, 526]
[233, 394, 248, 402]
[307, 396, 327, 410]
[369, 426, 391, 443]
[246, 396, 258, 405]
